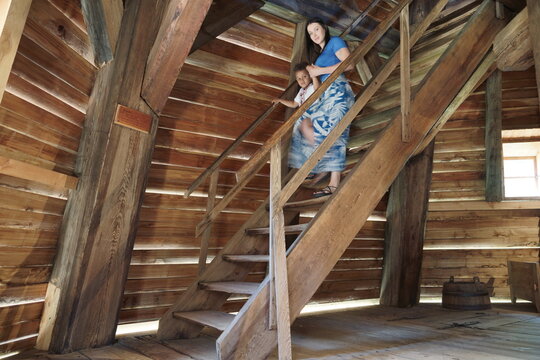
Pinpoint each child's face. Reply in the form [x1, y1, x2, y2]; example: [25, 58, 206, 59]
[296, 70, 311, 89]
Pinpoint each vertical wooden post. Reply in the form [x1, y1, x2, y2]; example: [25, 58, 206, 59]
[380, 0, 436, 307]
[485, 69, 504, 201]
[36, 0, 211, 353]
[269, 144, 292, 359]
[381, 141, 434, 307]
[0, 0, 32, 103]
[400, 4, 411, 142]
[199, 170, 219, 275]
[527, 0, 540, 113]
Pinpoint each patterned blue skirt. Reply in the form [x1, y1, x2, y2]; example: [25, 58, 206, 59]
[288, 75, 355, 172]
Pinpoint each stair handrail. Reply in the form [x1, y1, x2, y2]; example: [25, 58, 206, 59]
[195, 0, 411, 237]
[184, 0, 384, 199]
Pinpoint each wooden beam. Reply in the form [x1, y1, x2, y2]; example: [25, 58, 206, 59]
[35, 0, 208, 353]
[80, 0, 123, 67]
[429, 199, 540, 211]
[415, 51, 497, 153]
[485, 69, 504, 202]
[0, 155, 77, 191]
[380, 142, 433, 307]
[493, 7, 533, 71]
[216, 2, 505, 357]
[141, 0, 212, 114]
[0, 0, 32, 103]
[268, 144, 292, 359]
[380, 0, 436, 309]
[400, 4, 410, 142]
[527, 0, 540, 113]
[198, 171, 218, 275]
[190, 0, 264, 54]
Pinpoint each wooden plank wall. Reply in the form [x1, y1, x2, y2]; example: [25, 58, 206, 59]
[120, 10, 382, 325]
[0, 0, 96, 354]
[422, 67, 540, 299]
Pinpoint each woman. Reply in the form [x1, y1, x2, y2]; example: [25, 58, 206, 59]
[288, 18, 355, 197]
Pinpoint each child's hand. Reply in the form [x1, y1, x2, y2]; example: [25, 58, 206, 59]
[272, 98, 282, 104]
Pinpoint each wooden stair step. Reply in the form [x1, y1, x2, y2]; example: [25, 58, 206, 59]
[173, 310, 234, 332]
[223, 254, 269, 262]
[246, 223, 307, 235]
[283, 197, 328, 211]
[199, 281, 260, 295]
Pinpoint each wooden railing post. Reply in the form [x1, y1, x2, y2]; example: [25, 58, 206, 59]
[198, 170, 219, 275]
[400, 4, 411, 142]
[269, 144, 292, 359]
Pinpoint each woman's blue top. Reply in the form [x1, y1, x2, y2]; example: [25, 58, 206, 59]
[314, 36, 348, 82]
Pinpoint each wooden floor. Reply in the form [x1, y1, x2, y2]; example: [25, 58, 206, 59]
[16, 303, 540, 359]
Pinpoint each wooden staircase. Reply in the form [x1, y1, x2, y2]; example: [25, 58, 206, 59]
[156, 0, 507, 359]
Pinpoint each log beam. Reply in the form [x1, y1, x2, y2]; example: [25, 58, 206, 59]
[527, 0, 540, 113]
[36, 0, 209, 353]
[485, 70, 504, 201]
[80, 0, 123, 67]
[0, 0, 32, 103]
[141, 0, 213, 114]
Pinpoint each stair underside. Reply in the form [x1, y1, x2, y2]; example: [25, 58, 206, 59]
[173, 310, 234, 332]
[199, 281, 260, 295]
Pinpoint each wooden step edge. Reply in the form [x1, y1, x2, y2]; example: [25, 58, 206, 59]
[245, 223, 307, 235]
[172, 310, 234, 332]
[199, 281, 261, 295]
[282, 197, 328, 211]
[223, 254, 269, 263]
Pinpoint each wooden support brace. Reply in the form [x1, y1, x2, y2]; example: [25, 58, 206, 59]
[80, 0, 123, 67]
[400, 4, 411, 142]
[199, 170, 219, 275]
[0, 0, 32, 103]
[142, 0, 213, 114]
[493, 7, 533, 71]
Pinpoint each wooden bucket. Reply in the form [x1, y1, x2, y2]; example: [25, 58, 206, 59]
[442, 276, 491, 310]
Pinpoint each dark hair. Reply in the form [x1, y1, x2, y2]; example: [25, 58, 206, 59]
[293, 62, 309, 73]
[305, 18, 331, 64]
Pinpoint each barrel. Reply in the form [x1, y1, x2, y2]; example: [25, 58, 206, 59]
[442, 276, 491, 310]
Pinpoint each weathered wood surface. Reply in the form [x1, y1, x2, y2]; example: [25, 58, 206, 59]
[190, 0, 264, 54]
[217, 2, 506, 358]
[527, 0, 540, 112]
[141, 0, 213, 114]
[485, 70, 504, 201]
[493, 7, 533, 71]
[381, 142, 434, 307]
[0, 0, 32, 103]
[12, 304, 540, 359]
[80, 0, 123, 66]
[35, 0, 199, 353]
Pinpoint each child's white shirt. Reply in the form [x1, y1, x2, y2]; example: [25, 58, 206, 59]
[294, 83, 315, 106]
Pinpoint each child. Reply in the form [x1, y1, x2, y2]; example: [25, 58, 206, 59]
[272, 62, 319, 145]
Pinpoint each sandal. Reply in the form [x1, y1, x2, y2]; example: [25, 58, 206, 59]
[313, 186, 337, 198]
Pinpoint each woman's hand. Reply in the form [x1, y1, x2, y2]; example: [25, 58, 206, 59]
[307, 65, 323, 77]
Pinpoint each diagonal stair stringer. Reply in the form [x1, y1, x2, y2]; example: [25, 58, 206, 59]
[216, 1, 506, 358]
